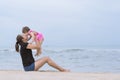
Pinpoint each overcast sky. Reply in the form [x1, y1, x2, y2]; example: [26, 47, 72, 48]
[0, 0, 120, 48]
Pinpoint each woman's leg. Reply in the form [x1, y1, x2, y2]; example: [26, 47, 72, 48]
[34, 56, 69, 72]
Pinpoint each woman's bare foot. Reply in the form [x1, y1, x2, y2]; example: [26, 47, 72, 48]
[60, 69, 70, 72]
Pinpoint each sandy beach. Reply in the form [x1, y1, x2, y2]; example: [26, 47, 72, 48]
[0, 70, 120, 80]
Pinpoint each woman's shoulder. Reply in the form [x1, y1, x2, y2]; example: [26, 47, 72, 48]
[21, 42, 29, 47]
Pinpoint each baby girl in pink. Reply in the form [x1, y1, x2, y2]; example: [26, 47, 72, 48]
[22, 26, 44, 56]
[29, 29, 44, 42]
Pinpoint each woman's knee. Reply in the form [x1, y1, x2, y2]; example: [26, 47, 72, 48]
[44, 56, 51, 61]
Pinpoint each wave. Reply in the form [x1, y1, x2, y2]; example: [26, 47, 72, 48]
[0, 48, 85, 53]
[1, 48, 120, 53]
[43, 48, 86, 53]
[0, 49, 15, 52]
[59, 49, 85, 53]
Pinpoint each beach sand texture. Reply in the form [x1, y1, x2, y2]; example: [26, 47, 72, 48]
[0, 71, 120, 80]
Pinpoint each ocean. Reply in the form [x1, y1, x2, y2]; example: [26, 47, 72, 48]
[0, 47, 120, 73]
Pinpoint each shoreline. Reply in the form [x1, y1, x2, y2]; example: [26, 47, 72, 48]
[0, 70, 120, 80]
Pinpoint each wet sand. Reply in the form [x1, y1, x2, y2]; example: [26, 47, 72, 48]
[0, 70, 120, 80]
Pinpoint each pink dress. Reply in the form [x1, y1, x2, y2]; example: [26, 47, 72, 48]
[28, 30, 44, 41]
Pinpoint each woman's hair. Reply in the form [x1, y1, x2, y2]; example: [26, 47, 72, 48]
[15, 35, 23, 52]
[22, 26, 30, 33]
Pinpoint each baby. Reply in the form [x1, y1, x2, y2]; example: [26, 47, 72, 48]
[22, 26, 44, 56]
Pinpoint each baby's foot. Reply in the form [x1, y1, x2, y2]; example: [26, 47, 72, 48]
[35, 51, 41, 56]
[35, 53, 38, 56]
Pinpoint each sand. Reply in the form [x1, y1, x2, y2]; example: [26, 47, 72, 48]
[0, 70, 120, 80]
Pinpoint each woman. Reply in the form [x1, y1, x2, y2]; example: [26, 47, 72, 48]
[15, 34, 69, 72]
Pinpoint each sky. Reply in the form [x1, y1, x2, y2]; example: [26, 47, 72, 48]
[0, 0, 120, 49]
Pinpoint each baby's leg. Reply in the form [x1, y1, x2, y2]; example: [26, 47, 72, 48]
[35, 47, 41, 56]
[35, 40, 43, 56]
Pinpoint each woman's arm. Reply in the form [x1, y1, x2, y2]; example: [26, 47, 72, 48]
[27, 40, 40, 49]
[27, 35, 32, 41]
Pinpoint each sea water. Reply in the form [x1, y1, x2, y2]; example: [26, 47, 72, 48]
[0, 47, 120, 73]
